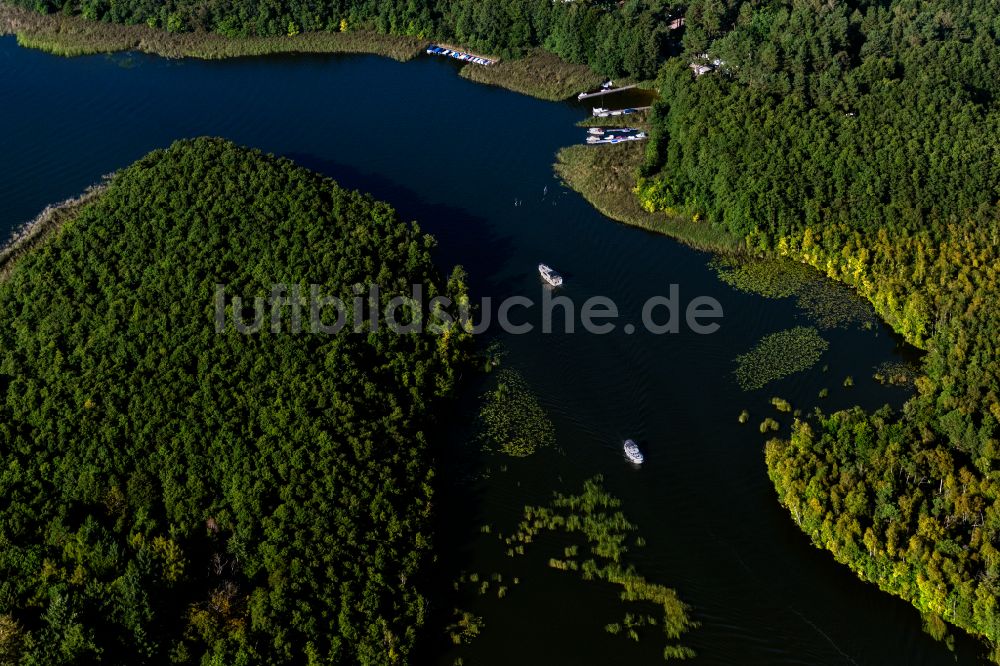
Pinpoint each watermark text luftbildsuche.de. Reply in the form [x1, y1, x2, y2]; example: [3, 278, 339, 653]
[214, 283, 723, 336]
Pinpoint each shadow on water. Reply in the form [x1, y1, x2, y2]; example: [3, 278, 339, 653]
[284, 153, 518, 297]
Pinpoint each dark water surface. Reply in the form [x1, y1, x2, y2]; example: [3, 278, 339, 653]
[0, 37, 983, 664]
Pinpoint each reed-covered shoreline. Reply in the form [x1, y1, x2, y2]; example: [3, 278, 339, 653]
[0, 180, 108, 281]
[554, 142, 742, 253]
[0, 4, 425, 60]
[458, 49, 604, 102]
[0, 4, 624, 101]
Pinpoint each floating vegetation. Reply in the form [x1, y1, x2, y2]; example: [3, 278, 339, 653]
[843, 375, 855, 387]
[608, 613, 660, 641]
[819, 388, 829, 398]
[759, 418, 779, 434]
[712, 257, 875, 329]
[770, 397, 792, 413]
[445, 609, 485, 646]
[874, 361, 917, 387]
[734, 327, 829, 391]
[504, 477, 697, 659]
[482, 339, 507, 372]
[738, 409, 750, 424]
[478, 369, 556, 457]
[452, 571, 514, 603]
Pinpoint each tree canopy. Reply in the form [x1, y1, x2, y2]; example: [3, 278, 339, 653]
[637, 0, 1000, 656]
[11, 0, 682, 79]
[0, 138, 469, 664]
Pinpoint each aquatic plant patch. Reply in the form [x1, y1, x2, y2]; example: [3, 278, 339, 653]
[712, 257, 875, 329]
[504, 477, 697, 660]
[477, 369, 555, 457]
[734, 326, 829, 391]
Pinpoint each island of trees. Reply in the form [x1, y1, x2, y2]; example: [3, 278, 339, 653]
[0, 138, 470, 663]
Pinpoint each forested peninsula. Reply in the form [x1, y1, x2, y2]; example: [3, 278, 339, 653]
[0, 138, 470, 663]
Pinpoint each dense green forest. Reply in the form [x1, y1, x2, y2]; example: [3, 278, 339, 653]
[0, 138, 470, 663]
[8, 0, 680, 79]
[634, 0, 1000, 656]
[8, 0, 1000, 656]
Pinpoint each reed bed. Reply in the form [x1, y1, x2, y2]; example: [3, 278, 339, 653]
[0, 4, 423, 60]
[555, 142, 741, 252]
[0, 181, 107, 282]
[459, 49, 603, 101]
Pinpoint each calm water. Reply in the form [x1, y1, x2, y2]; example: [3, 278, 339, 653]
[0, 37, 984, 664]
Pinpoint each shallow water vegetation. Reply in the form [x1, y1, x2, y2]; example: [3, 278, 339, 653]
[445, 610, 484, 646]
[770, 397, 792, 413]
[477, 368, 555, 457]
[712, 257, 875, 330]
[505, 477, 697, 659]
[734, 326, 829, 391]
[759, 418, 779, 434]
[873, 361, 917, 387]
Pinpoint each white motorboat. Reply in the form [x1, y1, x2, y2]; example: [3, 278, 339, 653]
[538, 263, 564, 287]
[624, 439, 644, 464]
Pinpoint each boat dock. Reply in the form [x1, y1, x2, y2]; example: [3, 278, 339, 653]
[585, 127, 647, 145]
[592, 106, 652, 117]
[577, 84, 638, 100]
[426, 45, 495, 66]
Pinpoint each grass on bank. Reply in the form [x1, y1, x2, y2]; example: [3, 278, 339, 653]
[0, 182, 107, 281]
[0, 4, 424, 60]
[459, 49, 604, 101]
[0, 4, 611, 100]
[555, 141, 741, 252]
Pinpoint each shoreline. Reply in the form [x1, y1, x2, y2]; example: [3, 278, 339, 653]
[0, 4, 617, 101]
[459, 49, 605, 102]
[0, 181, 108, 281]
[554, 141, 743, 253]
[0, 4, 425, 61]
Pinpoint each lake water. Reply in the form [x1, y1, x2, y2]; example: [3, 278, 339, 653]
[0, 37, 983, 664]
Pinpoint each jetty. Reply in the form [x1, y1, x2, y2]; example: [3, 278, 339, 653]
[577, 84, 638, 100]
[426, 44, 495, 66]
[592, 106, 652, 117]
[586, 131, 647, 145]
